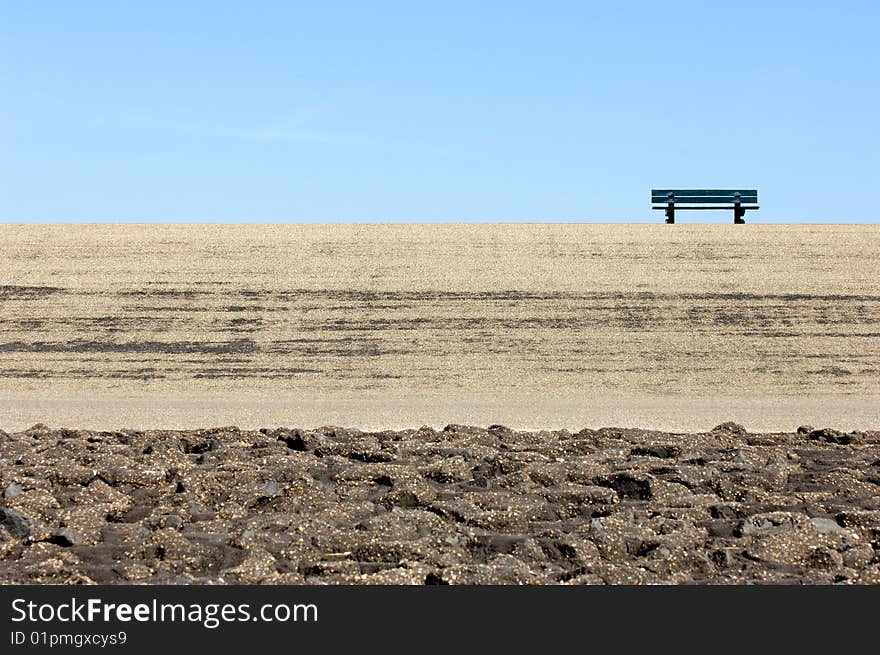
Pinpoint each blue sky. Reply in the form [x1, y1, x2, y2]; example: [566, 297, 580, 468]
[1, 1, 878, 223]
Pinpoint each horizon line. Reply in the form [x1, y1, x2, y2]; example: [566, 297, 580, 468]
[2, 220, 878, 226]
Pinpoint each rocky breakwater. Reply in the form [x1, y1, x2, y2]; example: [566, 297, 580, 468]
[1, 421, 879, 584]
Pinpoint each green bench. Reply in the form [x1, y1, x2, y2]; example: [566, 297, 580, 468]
[651, 189, 759, 224]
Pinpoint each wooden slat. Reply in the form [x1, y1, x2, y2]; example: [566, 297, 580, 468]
[651, 193, 758, 197]
[652, 205, 760, 210]
[652, 195, 757, 202]
[652, 196, 757, 204]
[652, 189, 757, 197]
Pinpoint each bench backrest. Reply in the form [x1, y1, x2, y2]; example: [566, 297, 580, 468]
[651, 189, 758, 204]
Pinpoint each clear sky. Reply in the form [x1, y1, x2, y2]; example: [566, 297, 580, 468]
[1, 1, 878, 223]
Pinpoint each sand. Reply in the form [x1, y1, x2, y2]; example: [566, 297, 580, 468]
[1, 223, 878, 431]
[1, 391, 878, 434]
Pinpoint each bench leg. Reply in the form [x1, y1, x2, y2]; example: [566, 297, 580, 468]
[734, 205, 745, 224]
[665, 204, 675, 224]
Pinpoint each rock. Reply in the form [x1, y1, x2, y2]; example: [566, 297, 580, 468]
[442, 424, 483, 435]
[712, 422, 747, 435]
[739, 512, 799, 536]
[160, 515, 184, 529]
[710, 505, 738, 520]
[589, 518, 608, 543]
[382, 490, 421, 509]
[602, 473, 653, 500]
[834, 512, 867, 528]
[796, 425, 814, 435]
[808, 428, 855, 444]
[710, 549, 736, 569]
[843, 544, 874, 568]
[186, 504, 215, 522]
[705, 520, 739, 538]
[3, 483, 24, 499]
[631, 445, 672, 458]
[809, 547, 843, 569]
[47, 528, 83, 547]
[810, 517, 847, 535]
[1, 422, 879, 584]
[424, 572, 448, 585]
[277, 430, 308, 451]
[0, 507, 35, 539]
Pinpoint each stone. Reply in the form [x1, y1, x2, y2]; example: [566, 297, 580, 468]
[3, 483, 24, 499]
[705, 520, 739, 538]
[0, 507, 35, 539]
[710, 504, 738, 520]
[739, 512, 799, 536]
[589, 518, 608, 543]
[710, 549, 736, 569]
[808, 428, 854, 445]
[278, 430, 308, 451]
[631, 445, 672, 458]
[2, 422, 879, 585]
[712, 422, 747, 435]
[603, 473, 653, 500]
[809, 547, 843, 569]
[382, 490, 421, 509]
[160, 515, 184, 529]
[810, 517, 847, 535]
[47, 528, 83, 547]
[843, 545, 874, 568]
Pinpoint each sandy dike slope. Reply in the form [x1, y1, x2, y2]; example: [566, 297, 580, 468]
[1, 223, 878, 430]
